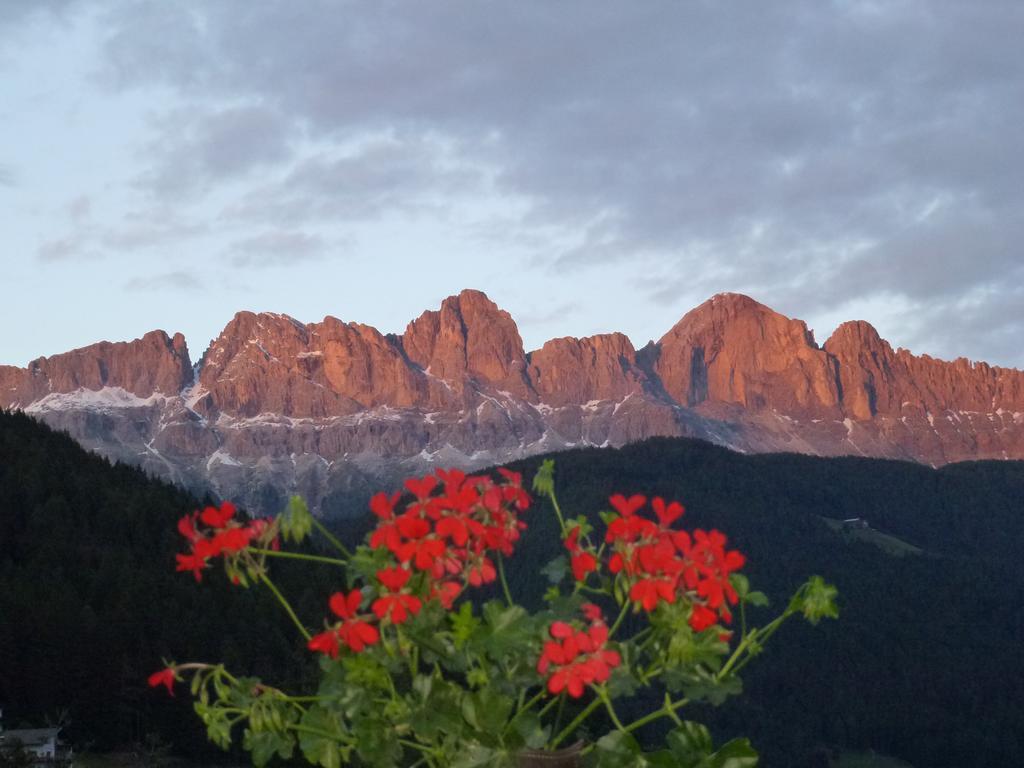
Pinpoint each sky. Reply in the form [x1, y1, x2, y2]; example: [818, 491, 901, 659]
[1, 1, 1022, 369]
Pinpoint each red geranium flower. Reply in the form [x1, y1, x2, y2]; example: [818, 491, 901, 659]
[308, 630, 341, 658]
[372, 567, 422, 624]
[652, 497, 685, 527]
[538, 617, 621, 698]
[564, 526, 598, 581]
[200, 501, 236, 528]
[688, 604, 718, 632]
[147, 667, 176, 696]
[609, 493, 646, 517]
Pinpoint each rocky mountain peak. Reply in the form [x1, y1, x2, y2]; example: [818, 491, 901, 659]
[655, 294, 839, 415]
[4, 290, 1024, 516]
[0, 330, 192, 407]
[824, 320, 887, 353]
[527, 332, 645, 406]
[401, 289, 531, 397]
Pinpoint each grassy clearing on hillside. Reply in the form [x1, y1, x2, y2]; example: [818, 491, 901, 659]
[821, 517, 924, 556]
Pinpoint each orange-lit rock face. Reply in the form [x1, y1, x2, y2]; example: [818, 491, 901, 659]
[824, 319, 1024, 420]
[0, 330, 192, 407]
[196, 311, 431, 418]
[656, 294, 842, 418]
[401, 289, 532, 398]
[3, 288, 1024, 515]
[528, 333, 645, 407]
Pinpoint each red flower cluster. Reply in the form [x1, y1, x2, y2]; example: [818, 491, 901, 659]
[308, 589, 381, 657]
[601, 494, 745, 631]
[368, 468, 530, 607]
[307, 468, 532, 656]
[175, 501, 275, 582]
[537, 606, 621, 697]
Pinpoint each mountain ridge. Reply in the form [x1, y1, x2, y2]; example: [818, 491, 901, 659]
[4, 290, 1023, 515]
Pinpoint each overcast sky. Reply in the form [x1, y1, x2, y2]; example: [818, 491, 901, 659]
[2, 1, 1022, 369]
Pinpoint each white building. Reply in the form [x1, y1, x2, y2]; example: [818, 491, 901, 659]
[0, 709, 73, 768]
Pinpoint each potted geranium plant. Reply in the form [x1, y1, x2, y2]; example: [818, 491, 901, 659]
[150, 460, 837, 767]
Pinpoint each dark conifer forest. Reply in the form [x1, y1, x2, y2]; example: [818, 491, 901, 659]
[2, 410, 1023, 766]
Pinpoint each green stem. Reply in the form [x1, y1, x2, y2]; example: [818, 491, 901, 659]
[252, 549, 348, 568]
[608, 600, 631, 639]
[311, 518, 353, 559]
[547, 489, 568, 536]
[663, 693, 683, 726]
[288, 723, 355, 746]
[621, 696, 690, 734]
[551, 696, 566, 745]
[550, 696, 602, 749]
[258, 573, 311, 641]
[716, 608, 794, 681]
[536, 695, 560, 721]
[502, 689, 549, 738]
[398, 739, 438, 756]
[639, 664, 663, 685]
[597, 688, 626, 732]
[497, 554, 515, 606]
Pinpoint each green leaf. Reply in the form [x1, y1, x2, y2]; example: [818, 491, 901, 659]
[679, 672, 742, 705]
[729, 573, 750, 599]
[353, 715, 401, 767]
[279, 495, 313, 544]
[462, 688, 514, 738]
[746, 591, 769, 608]
[510, 710, 549, 750]
[409, 678, 465, 742]
[607, 666, 640, 699]
[593, 731, 648, 768]
[541, 555, 569, 584]
[478, 601, 533, 657]
[645, 751, 682, 768]
[706, 738, 758, 768]
[243, 729, 295, 768]
[451, 600, 481, 647]
[666, 722, 713, 763]
[452, 743, 500, 768]
[298, 705, 348, 768]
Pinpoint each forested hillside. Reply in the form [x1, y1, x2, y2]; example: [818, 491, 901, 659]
[0, 410, 331, 756]
[2, 412, 1023, 766]
[500, 440, 1024, 767]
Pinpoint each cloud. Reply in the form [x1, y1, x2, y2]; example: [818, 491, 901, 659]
[228, 230, 329, 268]
[123, 271, 202, 292]
[37, 237, 78, 261]
[220, 135, 485, 225]
[515, 301, 580, 330]
[36, 204, 209, 261]
[135, 103, 292, 199]
[93, 1, 1024, 366]
[67, 195, 91, 220]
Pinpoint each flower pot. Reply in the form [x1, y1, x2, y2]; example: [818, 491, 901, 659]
[516, 741, 584, 768]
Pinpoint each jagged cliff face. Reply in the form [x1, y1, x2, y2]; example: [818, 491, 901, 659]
[3, 290, 1023, 516]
